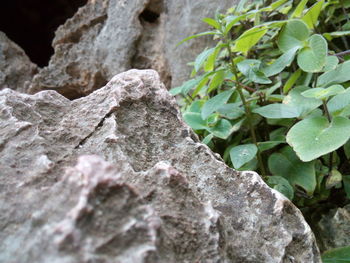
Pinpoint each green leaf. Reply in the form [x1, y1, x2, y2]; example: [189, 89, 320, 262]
[202, 133, 214, 145]
[202, 18, 221, 30]
[237, 59, 271, 84]
[169, 86, 183, 96]
[268, 0, 289, 11]
[208, 70, 226, 93]
[208, 119, 235, 139]
[283, 86, 322, 117]
[176, 31, 221, 47]
[322, 246, 350, 263]
[323, 30, 350, 40]
[195, 48, 216, 72]
[191, 71, 217, 97]
[234, 26, 268, 55]
[253, 103, 300, 118]
[188, 100, 205, 113]
[171, 78, 201, 96]
[286, 116, 350, 162]
[267, 176, 294, 200]
[262, 47, 299, 77]
[344, 140, 350, 159]
[302, 0, 324, 28]
[258, 141, 285, 152]
[343, 175, 350, 199]
[325, 169, 343, 189]
[268, 146, 316, 195]
[322, 56, 339, 72]
[283, 69, 302, 93]
[217, 103, 245, 120]
[183, 112, 206, 130]
[203, 44, 222, 72]
[318, 61, 350, 87]
[297, 34, 328, 73]
[302, 85, 345, 100]
[224, 12, 254, 35]
[291, 0, 308, 18]
[201, 90, 234, 120]
[278, 20, 309, 52]
[230, 144, 258, 169]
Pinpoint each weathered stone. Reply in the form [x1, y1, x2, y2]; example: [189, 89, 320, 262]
[0, 31, 38, 93]
[28, 0, 235, 99]
[0, 69, 321, 262]
[315, 204, 350, 252]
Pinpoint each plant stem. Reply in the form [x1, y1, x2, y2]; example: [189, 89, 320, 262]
[322, 100, 333, 173]
[224, 38, 267, 177]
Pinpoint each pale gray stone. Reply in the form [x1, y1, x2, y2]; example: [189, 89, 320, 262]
[0, 32, 38, 93]
[28, 0, 235, 99]
[315, 204, 350, 252]
[0, 69, 321, 262]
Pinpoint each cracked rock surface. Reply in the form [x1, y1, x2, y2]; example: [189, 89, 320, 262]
[0, 69, 321, 262]
[28, 0, 235, 99]
[0, 32, 38, 93]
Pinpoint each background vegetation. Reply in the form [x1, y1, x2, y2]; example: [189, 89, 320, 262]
[171, 0, 350, 260]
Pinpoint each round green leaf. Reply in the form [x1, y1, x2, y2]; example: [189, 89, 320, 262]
[201, 90, 234, 120]
[297, 34, 328, 72]
[278, 20, 309, 52]
[267, 176, 294, 200]
[253, 103, 300, 119]
[268, 146, 316, 195]
[327, 87, 350, 114]
[286, 116, 350, 162]
[183, 112, 206, 130]
[237, 59, 271, 84]
[318, 60, 350, 87]
[323, 56, 339, 72]
[230, 144, 258, 169]
[283, 86, 322, 117]
[301, 85, 344, 100]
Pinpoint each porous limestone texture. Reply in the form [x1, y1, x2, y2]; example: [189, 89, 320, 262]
[28, 0, 235, 99]
[0, 31, 38, 93]
[0, 70, 321, 262]
[315, 204, 350, 252]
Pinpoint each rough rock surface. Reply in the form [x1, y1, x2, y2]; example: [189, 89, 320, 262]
[0, 31, 38, 93]
[28, 0, 235, 99]
[315, 204, 350, 252]
[0, 69, 321, 262]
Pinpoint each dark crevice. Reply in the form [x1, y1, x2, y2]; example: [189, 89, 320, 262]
[74, 111, 115, 150]
[0, 0, 87, 67]
[139, 9, 160, 23]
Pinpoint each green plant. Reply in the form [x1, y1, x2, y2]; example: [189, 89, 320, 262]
[171, 0, 350, 208]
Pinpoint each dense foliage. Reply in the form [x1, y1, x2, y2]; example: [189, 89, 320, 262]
[172, 0, 350, 205]
[171, 0, 350, 259]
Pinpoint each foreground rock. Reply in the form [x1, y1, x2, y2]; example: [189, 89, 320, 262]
[28, 0, 235, 98]
[0, 32, 38, 92]
[0, 70, 321, 262]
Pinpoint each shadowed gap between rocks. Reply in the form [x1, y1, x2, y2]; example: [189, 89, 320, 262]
[131, 0, 172, 88]
[0, 0, 87, 67]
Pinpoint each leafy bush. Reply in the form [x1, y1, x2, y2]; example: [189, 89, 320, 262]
[171, 0, 350, 209]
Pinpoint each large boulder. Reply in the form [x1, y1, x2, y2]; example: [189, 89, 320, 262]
[0, 69, 321, 262]
[28, 0, 235, 99]
[0, 32, 38, 93]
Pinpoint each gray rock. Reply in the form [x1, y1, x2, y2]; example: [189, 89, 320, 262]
[0, 31, 38, 93]
[28, 0, 235, 99]
[315, 204, 350, 252]
[0, 69, 321, 262]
